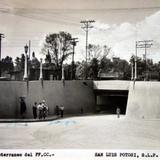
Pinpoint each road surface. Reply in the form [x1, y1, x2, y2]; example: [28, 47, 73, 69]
[0, 115, 159, 149]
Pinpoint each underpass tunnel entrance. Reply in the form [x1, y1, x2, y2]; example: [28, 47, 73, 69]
[95, 90, 128, 114]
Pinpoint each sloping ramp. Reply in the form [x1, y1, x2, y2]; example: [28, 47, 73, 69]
[126, 81, 160, 119]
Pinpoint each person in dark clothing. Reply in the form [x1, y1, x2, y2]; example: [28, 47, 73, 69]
[32, 102, 37, 119]
[60, 105, 64, 118]
[42, 100, 48, 119]
[37, 102, 43, 119]
[42, 105, 47, 119]
[20, 97, 27, 118]
[80, 107, 84, 114]
[55, 105, 60, 116]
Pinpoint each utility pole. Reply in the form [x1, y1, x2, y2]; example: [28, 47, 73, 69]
[80, 20, 95, 63]
[0, 33, 4, 60]
[136, 40, 153, 80]
[80, 20, 95, 79]
[70, 38, 78, 80]
[0, 33, 4, 77]
[135, 42, 138, 80]
[29, 40, 31, 60]
[131, 55, 134, 80]
[28, 40, 31, 79]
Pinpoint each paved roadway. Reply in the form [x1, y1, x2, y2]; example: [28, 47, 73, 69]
[0, 115, 160, 149]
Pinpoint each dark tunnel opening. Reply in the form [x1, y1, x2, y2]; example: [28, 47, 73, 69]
[94, 90, 128, 114]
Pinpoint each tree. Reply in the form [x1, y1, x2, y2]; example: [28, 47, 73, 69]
[79, 44, 112, 79]
[1, 56, 14, 73]
[30, 52, 40, 69]
[76, 61, 89, 80]
[45, 50, 52, 64]
[88, 44, 102, 60]
[99, 57, 112, 72]
[88, 58, 99, 79]
[15, 54, 25, 71]
[42, 31, 73, 79]
[117, 59, 130, 80]
[88, 44, 111, 61]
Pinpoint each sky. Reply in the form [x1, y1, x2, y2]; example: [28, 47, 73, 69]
[0, 0, 160, 63]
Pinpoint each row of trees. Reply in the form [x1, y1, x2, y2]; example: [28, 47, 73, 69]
[76, 57, 131, 80]
[2, 54, 160, 80]
[1, 31, 160, 80]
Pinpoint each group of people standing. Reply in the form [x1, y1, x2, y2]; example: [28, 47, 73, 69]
[32, 101, 65, 119]
[32, 100, 48, 119]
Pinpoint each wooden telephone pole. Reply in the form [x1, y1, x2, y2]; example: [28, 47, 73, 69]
[135, 40, 153, 80]
[80, 20, 95, 63]
[70, 38, 78, 80]
[0, 33, 4, 77]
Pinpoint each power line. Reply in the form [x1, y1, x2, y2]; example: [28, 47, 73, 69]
[1, 6, 160, 12]
[0, 5, 159, 25]
[0, 8, 81, 26]
[16, 13, 80, 26]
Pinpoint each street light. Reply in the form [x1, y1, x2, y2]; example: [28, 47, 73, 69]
[61, 63, 65, 86]
[39, 58, 43, 80]
[23, 44, 28, 80]
[62, 64, 65, 81]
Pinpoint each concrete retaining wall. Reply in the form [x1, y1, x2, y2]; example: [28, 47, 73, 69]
[1, 80, 160, 119]
[0, 81, 24, 118]
[94, 80, 160, 119]
[0, 80, 95, 118]
[126, 81, 160, 119]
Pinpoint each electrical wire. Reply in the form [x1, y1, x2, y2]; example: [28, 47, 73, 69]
[0, 5, 160, 25]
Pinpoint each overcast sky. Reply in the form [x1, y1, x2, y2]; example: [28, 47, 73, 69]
[1, 0, 160, 63]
